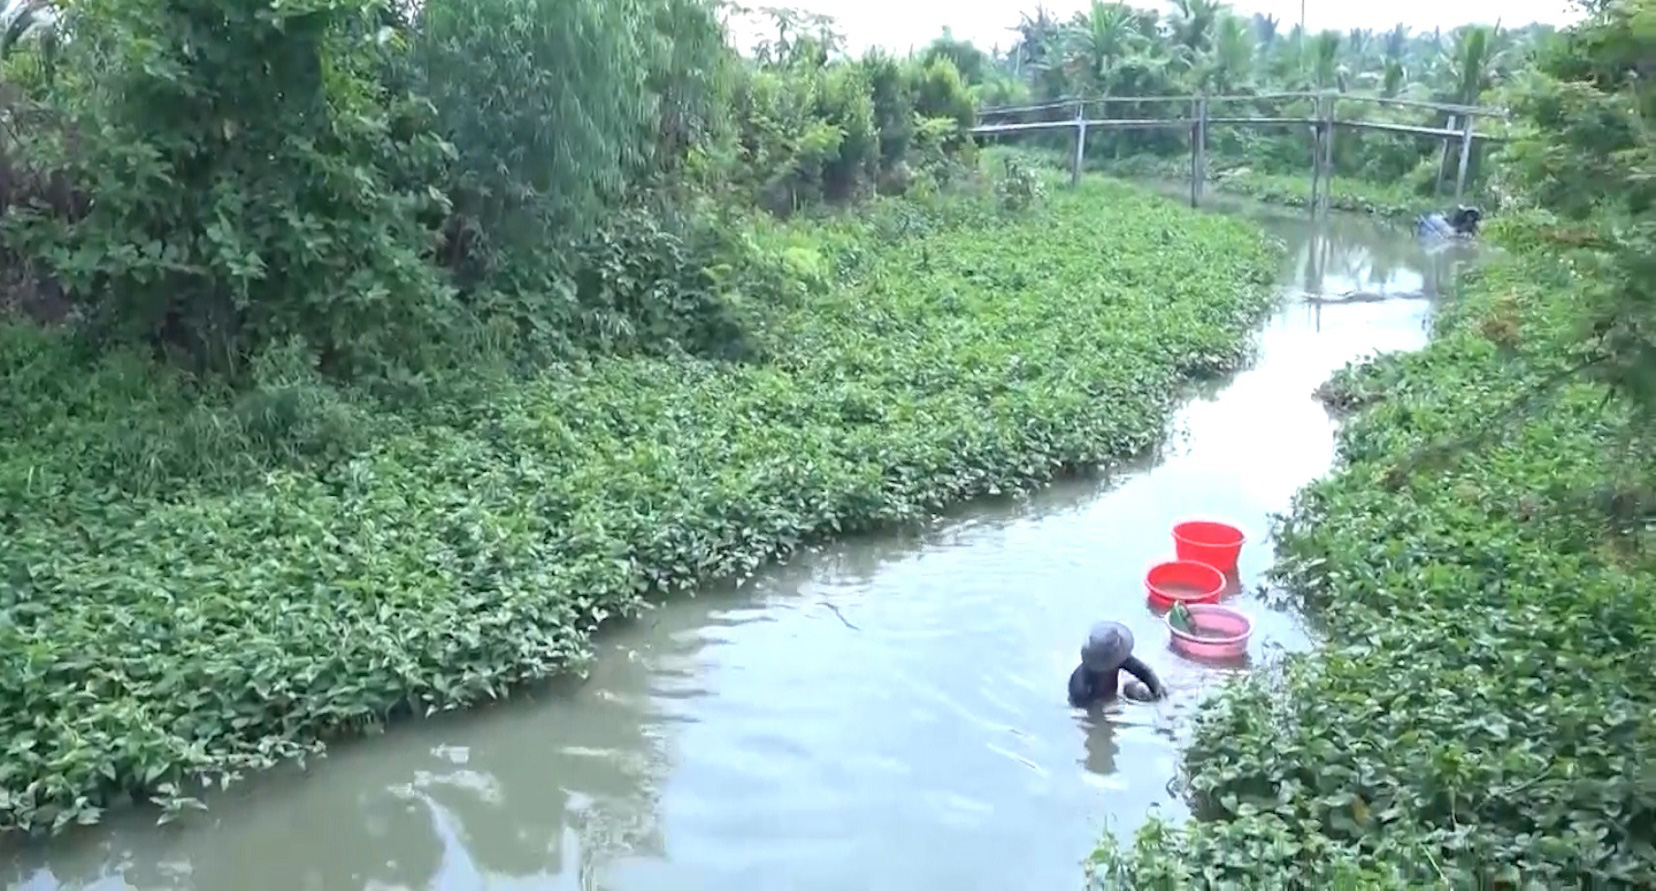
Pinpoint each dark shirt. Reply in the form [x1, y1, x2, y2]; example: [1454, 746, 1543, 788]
[1067, 656, 1166, 707]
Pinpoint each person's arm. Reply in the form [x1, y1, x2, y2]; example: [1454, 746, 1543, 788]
[1119, 655, 1166, 700]
[1067, 664, 1094, 707]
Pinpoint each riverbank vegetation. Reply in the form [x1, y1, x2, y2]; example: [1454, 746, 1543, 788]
[0, 0, 1284, 833]
[1091, 0, 1656, 884]
[998, 148, 1427, 219]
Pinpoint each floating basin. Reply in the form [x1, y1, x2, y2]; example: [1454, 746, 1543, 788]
[1172, 519, 1246, 575]
[1144, 559, 1226, 610]
[1167, 603, 1253, 660]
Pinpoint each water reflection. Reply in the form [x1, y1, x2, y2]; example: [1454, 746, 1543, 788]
[6, 195, 1476, 891]
[7, 615, 687, 890]
[1294, 213, 1475, 305]
[1078, 713, 1122, 777]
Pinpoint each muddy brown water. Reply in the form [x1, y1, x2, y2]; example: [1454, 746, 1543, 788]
[5, 194, 1478, 891]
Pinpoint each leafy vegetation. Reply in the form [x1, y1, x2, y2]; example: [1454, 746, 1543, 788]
[1089, 0, 1656, 884]
[0, 173, 1280, 831]
[0, 0, 1298, 835]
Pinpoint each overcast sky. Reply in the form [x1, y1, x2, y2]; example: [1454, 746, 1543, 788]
[749, 0, 1585, 55]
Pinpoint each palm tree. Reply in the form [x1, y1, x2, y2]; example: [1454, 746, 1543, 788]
[1442, 24, 1495, 105]
[1252, 13, 1279, 48]
[1014, 6, 1058, 71]
[1168, 0, 1225, 56]
[1310, 30, 1343, 91]
[1203, 13, 1255, 94]
[1266, 24, 1308, 87]
[1013, 6, 1073, 101]
[1345, 27, 1374, 71]
[1061, 1, 1146, 95]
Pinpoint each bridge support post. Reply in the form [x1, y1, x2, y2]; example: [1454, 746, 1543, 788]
[1453, 112, 1475, 202]
[1436, 114, 1458, 196]
[1308, 94, 1324, 216]
[1320, 94, 1337, 215]
[1071, 101, 1087, 189]
[1190, 95, 1208, 207]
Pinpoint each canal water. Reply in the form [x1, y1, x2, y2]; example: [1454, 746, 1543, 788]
[5, 195, 1477, 891]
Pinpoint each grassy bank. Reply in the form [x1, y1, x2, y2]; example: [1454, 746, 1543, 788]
[1095, 153, 1433, 220]
[980, 146, 1436, 220]
[1088, 240, 1656, 884]
[0, 178, 1280, 833]
[1208, 168, 1424, 220]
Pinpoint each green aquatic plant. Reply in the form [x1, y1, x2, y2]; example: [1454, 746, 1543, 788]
[1167, 601, 1196, 633]
[1091, 228, 1656, 890]
[0, 177, 1280, 833]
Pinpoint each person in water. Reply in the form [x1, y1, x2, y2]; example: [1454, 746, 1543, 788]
[1417, 204, 1483, 239]
[1448, 204, 1483, 235]
[1067, 621, 1167, 706]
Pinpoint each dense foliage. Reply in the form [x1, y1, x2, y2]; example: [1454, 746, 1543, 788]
[0, 177, 1280, 832]
[1090, 0, 1656, 884]
[971, 0, 1550, 202]
[0, 0, 978, 377]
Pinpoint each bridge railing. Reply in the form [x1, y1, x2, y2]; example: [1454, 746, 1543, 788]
[969, 91, 1509, 212]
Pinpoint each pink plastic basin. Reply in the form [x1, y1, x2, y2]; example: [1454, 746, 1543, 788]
[1145, 559, 1226, 610]
[1167, 603, 1253, 660]
[1172, 519, 1246, 575]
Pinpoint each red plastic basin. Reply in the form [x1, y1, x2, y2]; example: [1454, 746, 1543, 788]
[1166, 603, 1253, 660]
[1144, 559, 1226, 610]
[1172, 520, 1246, 575]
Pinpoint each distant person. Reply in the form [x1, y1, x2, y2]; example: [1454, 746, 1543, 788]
[1067, 621, 1167, 707]
[1416, 204, 1482, 239]
[1449, 204, 1483, 235]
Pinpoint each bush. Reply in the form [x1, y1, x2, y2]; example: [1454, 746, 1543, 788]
[0, 0, 989, 382]
[411, 0, 742, 352]
[1, 0, 457, 381]
[910, 56, 977, 150]
[859, 49, 917, 171]
[0, 179, 1280, 833]
[416, 0, 659, 248]
[725, 47, 976, 213]
[565, 200, 769, 362]
[993, 155, 1045, 212]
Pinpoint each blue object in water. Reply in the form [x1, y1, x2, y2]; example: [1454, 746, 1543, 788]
[1416, 205, 1483, 240]
[1415, 211, 1456, 239]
